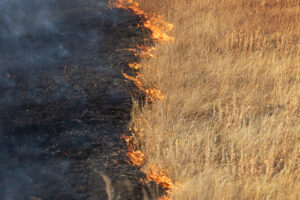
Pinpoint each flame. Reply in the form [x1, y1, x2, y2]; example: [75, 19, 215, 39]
[122, 71, 164, 101]
[145, 164, 174, 189]
[121, 134, 146, 166]
[129, 62, 150, 70]
[136, 45, 156, 58]
[158, 196, 171, 200]
[129, 62, 142, 70]
[143, 17, 174, 42]
[144, 88, 165, 101]
[110, 0, 174, 198]
[109, 0, 174, 42]
[126, 45, 155, 58]
[122, 71, 144, 90]
[109, 0, 143, 15]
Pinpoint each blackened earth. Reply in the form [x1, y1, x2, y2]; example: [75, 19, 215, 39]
[0, 1, 161, 199]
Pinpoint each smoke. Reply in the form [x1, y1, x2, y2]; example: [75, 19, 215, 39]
[0, 0, 58, 38]
[0, 0, 143, 198]
[1, 160, 72, 200]
[0, 0, 69, 71]
[0, 0, 112, 199]
[0, 0, 110, 109]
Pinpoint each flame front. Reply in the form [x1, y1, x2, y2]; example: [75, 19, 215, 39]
[109, 0, 174, 42]
[110, 0, 174, 199]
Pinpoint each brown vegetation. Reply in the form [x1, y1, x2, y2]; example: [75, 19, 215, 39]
[130, 0, 300, 199]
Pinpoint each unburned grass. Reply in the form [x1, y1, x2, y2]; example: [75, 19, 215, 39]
[130, 0, 299, 199]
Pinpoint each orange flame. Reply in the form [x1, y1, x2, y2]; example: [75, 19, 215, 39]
[121, 134, 146, 166]
[122, 71, 164, 101]
[110, 1, 175, 199]
[122, 71, 144, 90]
[145, 165, 174, 189]
[109, 0, 143, 15]
[128, 62, 142, 70]
[136, 45, 156, 58]
[144, 88, 165, 101]
[158, 196, 171, 200]
[143, 17, 174, 42]
[129, 62, 150, 70]
[109, 0, 174, 42]
[126, 46, 155, 58]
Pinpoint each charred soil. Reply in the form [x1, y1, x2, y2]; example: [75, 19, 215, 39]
[0, 1, 160, 199]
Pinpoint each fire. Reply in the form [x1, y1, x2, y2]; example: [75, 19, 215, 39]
[158, 196, 171, 200]
[110, 0, 174, 199]
[108, 0, 143, 15]
[122, 71, 144, 90]
[122, 71, 164, 101]
[126, 45, 155, 58]
[128, 62, 142, 70]
[145, 165, 174, 189]
[144, 88, 164, 101]
[121, 134, 146, 166]
[129, 62, 150, 70]
[143, 17, 174, 42]
[136, 45, 156, 58]
[109, 0, 174, 42]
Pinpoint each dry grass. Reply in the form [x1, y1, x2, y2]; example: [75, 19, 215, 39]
[129, 0, 300, 199]
[101, 174, 120, 200]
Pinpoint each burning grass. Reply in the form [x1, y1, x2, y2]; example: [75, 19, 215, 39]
[129, 0, 300, 199]
[109, 0, 174, 198]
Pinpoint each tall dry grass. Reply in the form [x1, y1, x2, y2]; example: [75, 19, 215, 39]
[131, 0, 299, 199]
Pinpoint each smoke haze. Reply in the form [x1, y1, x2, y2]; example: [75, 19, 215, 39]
[0, 1, 120, 199]
[0, 0, 147, 198]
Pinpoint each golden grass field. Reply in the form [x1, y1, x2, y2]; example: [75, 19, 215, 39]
[131, 0, 300, 199]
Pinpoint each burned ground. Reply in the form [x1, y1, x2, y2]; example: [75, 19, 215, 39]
[0, 1, 159, 199]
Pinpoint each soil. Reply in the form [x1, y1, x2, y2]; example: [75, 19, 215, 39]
[0, 1, 160, 199]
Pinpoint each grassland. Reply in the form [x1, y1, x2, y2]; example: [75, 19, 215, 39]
[131, 0, 300, 199]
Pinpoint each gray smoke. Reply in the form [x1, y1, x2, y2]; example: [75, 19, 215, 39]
[0, 0, 58, 38]
[0, 1, 111, 199]
[0, 0, 70, 70]
[0, 0, 110, 109]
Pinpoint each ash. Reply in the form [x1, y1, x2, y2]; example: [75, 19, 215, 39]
[0, 1, 161, 199]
